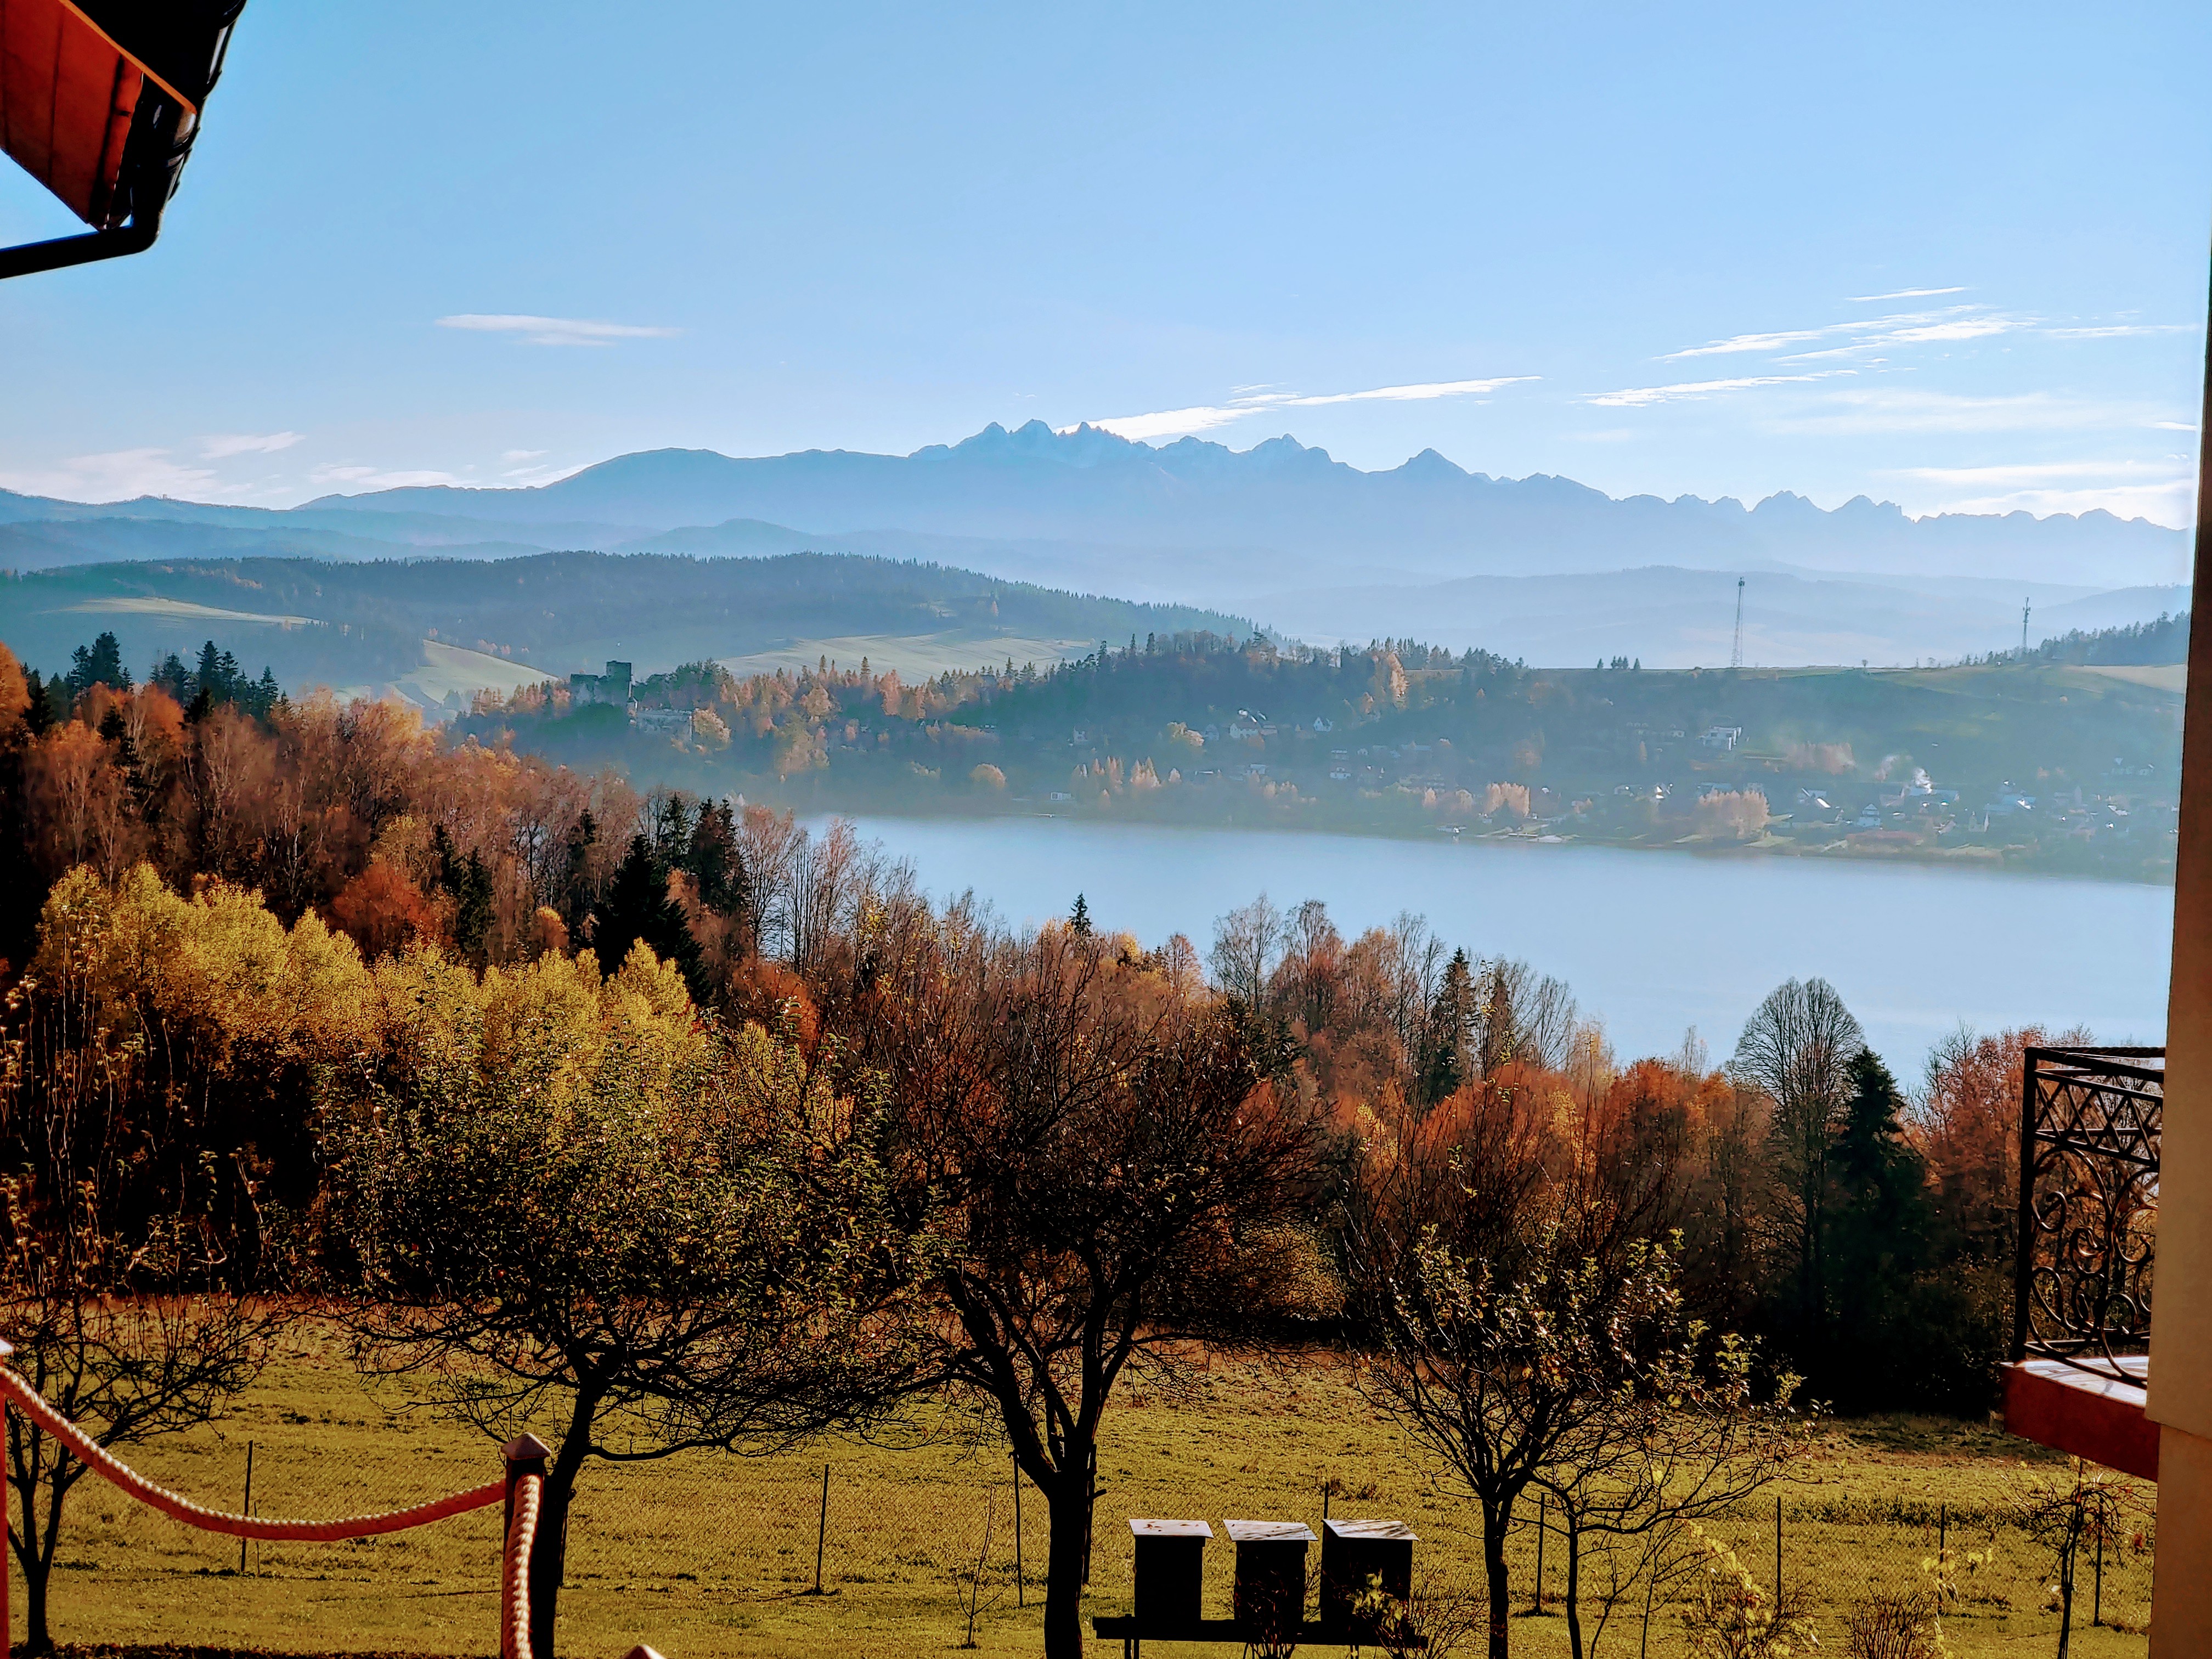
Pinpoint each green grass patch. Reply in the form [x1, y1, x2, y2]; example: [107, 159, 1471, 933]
[15, 1331, 2153, 1657]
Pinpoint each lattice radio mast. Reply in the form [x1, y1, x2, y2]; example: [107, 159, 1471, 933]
[2021, 597, 2032, 658]
[1730, 578, 1746, 669]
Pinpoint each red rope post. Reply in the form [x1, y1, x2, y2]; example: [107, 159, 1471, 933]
[501, 1435, 551, 1659]
[1, 1337, 12, 1657]
[2, 1386, 10, 1659]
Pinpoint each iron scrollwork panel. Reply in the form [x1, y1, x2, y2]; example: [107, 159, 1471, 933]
[2018, 1048, 2160, 1385]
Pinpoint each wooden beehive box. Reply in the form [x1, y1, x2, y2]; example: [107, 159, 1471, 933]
[1129, 1519, 1211, 1631]
[1321, 1518, 1418, 1635]
[1226, 1518, 1314, 1637]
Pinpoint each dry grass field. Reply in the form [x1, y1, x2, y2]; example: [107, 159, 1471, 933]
[17, 1328, 2155, 1659]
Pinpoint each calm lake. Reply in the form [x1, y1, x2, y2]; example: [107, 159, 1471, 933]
[831, 816, 2174, 1072]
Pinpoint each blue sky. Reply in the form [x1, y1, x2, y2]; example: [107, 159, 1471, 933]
[1, 2, 2207, 525]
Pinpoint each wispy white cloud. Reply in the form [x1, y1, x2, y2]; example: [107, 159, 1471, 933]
[1079, 404, 1251, 441]
[2046, 323, 2199, 340]
[1671, 306, 2035, 364]
[0, 448, 218, 501]
[309, 463, 465, 492]
[200, 431, 304, 459]
[1664, 328, 1836, 360]
[501, 449, 548, 462]
[1773, 387, 2175, 437]
[1279, 377, 1533, 407]
[1586, 373, 1844, 409]
[1068, 376, 1534, 441]
[436, 313, 682, 347]
[1881, 461, 2196, 526]
[1847, 286, 1967, 302]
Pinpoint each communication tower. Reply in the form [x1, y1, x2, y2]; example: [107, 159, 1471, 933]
[1731, 578, 1746, 669]
[2022, 597, 2032, 658]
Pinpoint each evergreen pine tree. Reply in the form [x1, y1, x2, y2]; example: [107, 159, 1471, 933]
[21, 671, 54, 737]
[195, 641, 227, 703]
[1419, 948, 1477, 1104]
[685, 799, 748, 919]
[590, 834, 707, 1002]
[66, 632, 129, 696]
[561, 810, 599, 933]
[1821, 1050, 1933, 1398]
[1069, 893, 1092, 936]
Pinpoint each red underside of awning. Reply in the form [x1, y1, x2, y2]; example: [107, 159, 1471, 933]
[2002, 1358, 2159, 1481]
[0, 0, 147, 225]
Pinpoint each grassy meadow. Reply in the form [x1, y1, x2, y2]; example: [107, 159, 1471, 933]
[19, 1328, 2153, 1659]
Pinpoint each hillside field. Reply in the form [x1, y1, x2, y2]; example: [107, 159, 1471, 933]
[23, 1328, 2151, 1659]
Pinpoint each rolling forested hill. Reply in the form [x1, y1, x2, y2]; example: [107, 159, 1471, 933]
[0, 551, 1248, 706]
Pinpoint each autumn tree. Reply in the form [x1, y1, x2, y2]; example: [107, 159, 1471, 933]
[339, 944, 922, 1655]
[0, 868, 303, 1650]
[842, 915, 1324, 1659]
[1210, 891, 1283, 1008]
[1358, 1231, 1798, 1659]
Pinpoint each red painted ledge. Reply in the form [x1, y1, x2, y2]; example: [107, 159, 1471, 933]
[2002, 1356, 2158, 1480]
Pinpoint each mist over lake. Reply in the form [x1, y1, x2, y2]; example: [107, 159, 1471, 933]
[831, 816, 2173, 1073]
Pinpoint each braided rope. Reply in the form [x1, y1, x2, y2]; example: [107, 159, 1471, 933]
[501, 1471, 542, 1659]
[0, 1367, 504, 1540]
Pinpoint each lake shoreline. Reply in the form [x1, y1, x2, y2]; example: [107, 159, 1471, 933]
[753, 792, 2176, 890]
[809, 814, 2174, 1070]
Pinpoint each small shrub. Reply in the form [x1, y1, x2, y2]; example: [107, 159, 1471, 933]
[1679, 1524, 1817, 1657]
[1844, 1587, 1949, 1658]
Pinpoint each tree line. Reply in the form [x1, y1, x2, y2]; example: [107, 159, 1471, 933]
[0, 644, 2066, 1657]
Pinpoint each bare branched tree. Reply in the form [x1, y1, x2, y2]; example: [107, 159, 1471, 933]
[1729, 978, 1865, 1345]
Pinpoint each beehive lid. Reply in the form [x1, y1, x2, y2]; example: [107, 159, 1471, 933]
[1130, 1519, 1214, 1538]
[1324, 1519, 1417, 1542]
[1224, 1519, 1317, 1543]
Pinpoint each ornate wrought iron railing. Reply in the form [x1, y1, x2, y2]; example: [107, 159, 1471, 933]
[2012, 1045, 2162, 1386]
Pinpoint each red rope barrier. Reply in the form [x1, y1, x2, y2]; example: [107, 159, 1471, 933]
[0, 1367, 504, 1541]
[501, 1471, 542, 1659]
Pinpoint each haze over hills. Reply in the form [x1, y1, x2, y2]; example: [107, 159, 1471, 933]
[0, 552, 1245, 715]
[0, 423, 2191, 670]
[299, 421, 2190, 589]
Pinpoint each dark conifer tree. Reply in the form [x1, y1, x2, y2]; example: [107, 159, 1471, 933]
[1069, 893, 1092, 936]
[561, 810, 599, 934]
[195, 640, 228, 701]
[66, 632, 129, 696]
[1419, 948, 1477, 1104]
[21, 671, 54, 737]
[590, 833, 707, 1002]
[1821, 1049, 1934, 1401]
[685, 800, 748, 919]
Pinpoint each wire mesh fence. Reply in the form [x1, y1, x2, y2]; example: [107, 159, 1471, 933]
[12, 1362, 2158, 1658]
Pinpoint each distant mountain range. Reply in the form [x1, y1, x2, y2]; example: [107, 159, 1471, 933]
[0, 422, 2191, 669]
[295, 420, 2189, 589]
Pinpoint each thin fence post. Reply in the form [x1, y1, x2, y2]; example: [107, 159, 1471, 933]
[2094, 1518, 2104, 1627]
[1083, 1444, 1097, 1587]
[502, 1433, 551, 1659]
[1774, 1496, 1783, 1600]
[240, 1441, 254, 1576]
[1014, 1452, 1024, 1608]
[1534, 1496, 1545, 1613]
[814, 1463, 830, 1595]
